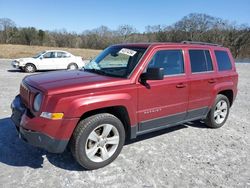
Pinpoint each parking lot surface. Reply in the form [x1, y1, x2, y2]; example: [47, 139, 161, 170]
[0, 60, 249, 187]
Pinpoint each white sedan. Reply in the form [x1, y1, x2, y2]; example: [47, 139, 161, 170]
[11, 50, 87, 73]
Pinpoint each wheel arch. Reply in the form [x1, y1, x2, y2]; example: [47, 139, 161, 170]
[213, 82, 235, 107]
[67, 62, 78, 69]
[26, 62, 36, 68]
[218, 89, 234, 106]
[62, 93, 137, 140]
[75, 105, 132, 140]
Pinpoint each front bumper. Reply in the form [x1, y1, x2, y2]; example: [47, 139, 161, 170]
[11, 61, 20, 69]
[11, 95, 70, 153]
[18, 127, 68, 153]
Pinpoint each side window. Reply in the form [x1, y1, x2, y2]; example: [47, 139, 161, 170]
[215, 50, 232, 71]
[147, 50, 184, 75]
[43, 52, 55, 58]
[57, 52, 69, 58]
[189, 50, 213, 73]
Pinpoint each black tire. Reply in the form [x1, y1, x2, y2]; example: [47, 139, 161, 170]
[70, 113, 125, 170]
[205, 94, 230, 128]
[24, 63, 36, 73]
[67, 63, 78, 70]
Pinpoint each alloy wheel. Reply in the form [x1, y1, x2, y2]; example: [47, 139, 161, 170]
[85, 124, 120, 163]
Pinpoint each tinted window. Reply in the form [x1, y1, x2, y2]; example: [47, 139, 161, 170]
[215, 50, 232, 71]
[148, 50, 184, 75]
[57, 52, 69, 58]
[189, 50, 213, 73]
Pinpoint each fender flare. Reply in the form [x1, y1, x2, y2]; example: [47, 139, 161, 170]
[211, 81, 234, 106]
[64, 93, 137, 126]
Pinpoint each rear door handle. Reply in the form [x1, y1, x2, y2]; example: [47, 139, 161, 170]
[176, 83, 186, 88]
[208, 79, 216, 84]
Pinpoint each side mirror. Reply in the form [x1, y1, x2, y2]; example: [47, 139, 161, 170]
[141, 67, 164, 81]
[39, 56, 43, 60]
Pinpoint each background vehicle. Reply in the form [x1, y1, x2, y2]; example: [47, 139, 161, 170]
[11, 42, 238, 169]
[11, 50, 86, 72]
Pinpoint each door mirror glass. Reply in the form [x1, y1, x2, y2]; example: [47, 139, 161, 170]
[141, 67, 164, 81]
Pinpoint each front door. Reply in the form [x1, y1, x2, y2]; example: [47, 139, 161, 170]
[39, 52, 56, 70]
[137, 49, 188, 133]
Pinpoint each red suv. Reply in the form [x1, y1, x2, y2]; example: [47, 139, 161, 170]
[11, 41, 238, 169]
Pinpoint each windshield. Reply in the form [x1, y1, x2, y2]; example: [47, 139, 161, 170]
[33, 51, 46, 58]
[84, 46, 147, 78]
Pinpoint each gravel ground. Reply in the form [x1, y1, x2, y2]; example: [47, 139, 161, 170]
[0, 60, 250, 188]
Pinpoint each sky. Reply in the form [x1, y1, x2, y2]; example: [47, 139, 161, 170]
[0, 0, 250, 33]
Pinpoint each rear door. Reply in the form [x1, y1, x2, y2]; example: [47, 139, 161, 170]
[186, 48, 215, 119]
[55, 51, 71, 69]
[137, 48, 189, 133]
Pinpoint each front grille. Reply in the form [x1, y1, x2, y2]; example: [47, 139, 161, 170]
[26, 108, 35, 118]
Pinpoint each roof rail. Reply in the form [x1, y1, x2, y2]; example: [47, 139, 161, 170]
[181, 41, 222, 47]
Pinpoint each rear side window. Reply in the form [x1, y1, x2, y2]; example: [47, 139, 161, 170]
[215, 50, 232, 71]
[148, 50, 184, 75]
[189, 50, 213, 73]
[57, 52, 69, 58]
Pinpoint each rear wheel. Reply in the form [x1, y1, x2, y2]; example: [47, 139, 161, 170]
[67, 63, 78, 70]
[205, 94, 230, 128]
[70, 113, 125, 170]
[24, 64, 36, 73]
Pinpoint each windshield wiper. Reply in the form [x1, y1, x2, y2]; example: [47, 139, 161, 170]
[84, 68, 124, 78]
[84, 68, 109, 76]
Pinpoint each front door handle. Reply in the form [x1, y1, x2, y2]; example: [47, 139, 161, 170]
[176, 83, 186, 88]
[208, 79, 216, 84]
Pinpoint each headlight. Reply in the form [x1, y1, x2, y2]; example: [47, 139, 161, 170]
[12, 61, 19, 66]
[33, 93, 42, 112]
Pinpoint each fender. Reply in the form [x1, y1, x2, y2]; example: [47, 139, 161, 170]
[210, 81, 234, 106]
[65, 93, 137, 126]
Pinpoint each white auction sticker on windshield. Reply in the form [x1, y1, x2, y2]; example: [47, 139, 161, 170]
[118, 48, 137, 56]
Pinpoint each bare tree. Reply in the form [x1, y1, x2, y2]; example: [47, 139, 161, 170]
[0, 14, 250, 58]
[117, 25, 137, 42]
[0, 18, 16, 43]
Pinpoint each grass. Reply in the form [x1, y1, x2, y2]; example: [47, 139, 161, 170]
[0, 44, 101, 59]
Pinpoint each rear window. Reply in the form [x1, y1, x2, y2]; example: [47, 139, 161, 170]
[189, 50, 213, 73]
[215, 50, 232, 71]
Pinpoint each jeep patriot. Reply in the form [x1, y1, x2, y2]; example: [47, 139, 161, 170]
[11, 41, 238, 169]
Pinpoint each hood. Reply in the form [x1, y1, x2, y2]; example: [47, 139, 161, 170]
[16, 57, 34, 62]
[24, 70, 129, 95]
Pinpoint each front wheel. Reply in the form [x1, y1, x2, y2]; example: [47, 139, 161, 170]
[70, 113, 125, 170]
[205, 94, 230, 128]
[24, 64, 36, 73]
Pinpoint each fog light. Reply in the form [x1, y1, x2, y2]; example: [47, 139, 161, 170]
[40, 112, 64, 120]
